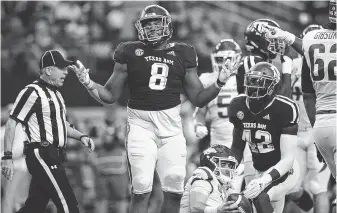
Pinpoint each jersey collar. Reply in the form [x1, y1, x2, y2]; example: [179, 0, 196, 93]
[245, 96, 275, 115]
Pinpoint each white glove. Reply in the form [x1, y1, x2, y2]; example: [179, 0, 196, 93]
[243, 175, 271, 199]
[68, 60, 93, 89]
[217, 58, 239, 86]
[263, 25, 296, 45]
[195, 124, 208, 139]
[80, 135, 95, 152]
[1, 160, 14, 180]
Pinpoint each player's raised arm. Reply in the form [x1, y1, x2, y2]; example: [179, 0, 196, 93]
[184, 60, 238, 108]
[69, 43, 128, 105]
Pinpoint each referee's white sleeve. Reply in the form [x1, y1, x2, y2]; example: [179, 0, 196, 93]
[10, 87, 38, 123]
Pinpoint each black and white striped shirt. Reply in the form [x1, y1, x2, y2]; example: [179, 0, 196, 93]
[10, 79, 67, 147]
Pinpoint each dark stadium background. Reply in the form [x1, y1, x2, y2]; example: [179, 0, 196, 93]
[1, 1, 334, 213]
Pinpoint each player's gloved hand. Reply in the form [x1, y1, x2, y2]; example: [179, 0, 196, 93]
[216, 200, 240, 213]
[68, 60, 93, 89]
[80, 135, 95, 152]
[1, 159, 14, 180]
[195, 123, 208, 139]
[263, 25, 296, 46]
[217, 58, 239, 88]
[243, 175, 271, 199]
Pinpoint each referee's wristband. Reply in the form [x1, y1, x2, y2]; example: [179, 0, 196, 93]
[1, 151, 13, 160]
[268, 168, 281, 181]
[80, 135, 90, 141]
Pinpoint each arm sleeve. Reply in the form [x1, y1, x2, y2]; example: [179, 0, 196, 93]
[113, 42, 128, 64]
[236, 64, 245, 94]
[10, 87, 38, 123]
[184, 45, 198, 69]
[301, 57, 315, 94]
[228, 98, 241, 128]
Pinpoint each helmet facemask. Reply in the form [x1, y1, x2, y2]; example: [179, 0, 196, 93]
[266, 38, 286, 55]
[135, 16, 172, 44]
[211, 51, 241, 73]
[244, 71, 276, 99]
[330, 0, 336, 24]
[210, 156, 238, 185]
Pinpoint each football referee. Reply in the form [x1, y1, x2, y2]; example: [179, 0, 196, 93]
[1, 50, 95, 213]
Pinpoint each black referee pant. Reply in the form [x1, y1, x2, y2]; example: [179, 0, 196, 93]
[16, 143, 80, 213]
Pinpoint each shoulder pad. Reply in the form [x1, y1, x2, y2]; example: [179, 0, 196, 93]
[113, 41, 145, 64]
[172, 42, 198, 69]
[230, 94, 246, 106]
[192, 167, 213, 181]
[275, 95, 300, 125]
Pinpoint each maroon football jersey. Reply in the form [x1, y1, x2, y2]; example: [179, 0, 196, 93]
[113, 41, 198, 111]
[228, 95, 299, 171]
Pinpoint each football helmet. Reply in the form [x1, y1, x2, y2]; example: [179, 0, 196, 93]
[329, 0, 336, 24]
[211, 39, 242, 73]
[200, 144, 238, 184]
[244, 62, 280, 99]
[244, 19, 286, 59]
[300, 24, 323, 38]
[135, 5, 173, 46]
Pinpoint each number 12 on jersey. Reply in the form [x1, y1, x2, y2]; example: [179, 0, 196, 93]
[242, 129, 274, 153]
[149, 63, 169, 90]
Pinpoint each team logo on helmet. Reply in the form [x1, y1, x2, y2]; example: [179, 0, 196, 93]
[237, 111, 244, 120]
[135, 48, 144, 56]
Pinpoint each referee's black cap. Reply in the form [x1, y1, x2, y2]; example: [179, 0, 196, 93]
[40, 50, 75, 69]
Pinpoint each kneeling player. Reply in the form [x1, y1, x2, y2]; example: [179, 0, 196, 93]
[229, 62, 300, 213]
[180, 144, 247, 213]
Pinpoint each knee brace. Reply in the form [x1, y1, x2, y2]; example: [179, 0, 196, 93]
[132, 176, 153, 194]
[161, 167, 186, 193]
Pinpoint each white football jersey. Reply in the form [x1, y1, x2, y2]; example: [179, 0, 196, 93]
[302, 29, 336, 112]
[199, 72, 238, 147]
[291, 57, 312, 131]
[180, 167, 227, 213]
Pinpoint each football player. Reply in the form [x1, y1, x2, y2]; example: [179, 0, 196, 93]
[285, 24, 331, 213]
[264, 1, 336, 209]
[70, 5, 237, 213]
[193, 39, 246, 193]
[229, 62, 300, 213]
[180, 144, 242, 213]
[237, 19, 293, 98]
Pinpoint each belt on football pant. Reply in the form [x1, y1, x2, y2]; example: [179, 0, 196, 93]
[316, 110, 336, 114]
[24, 141, 66, 157]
